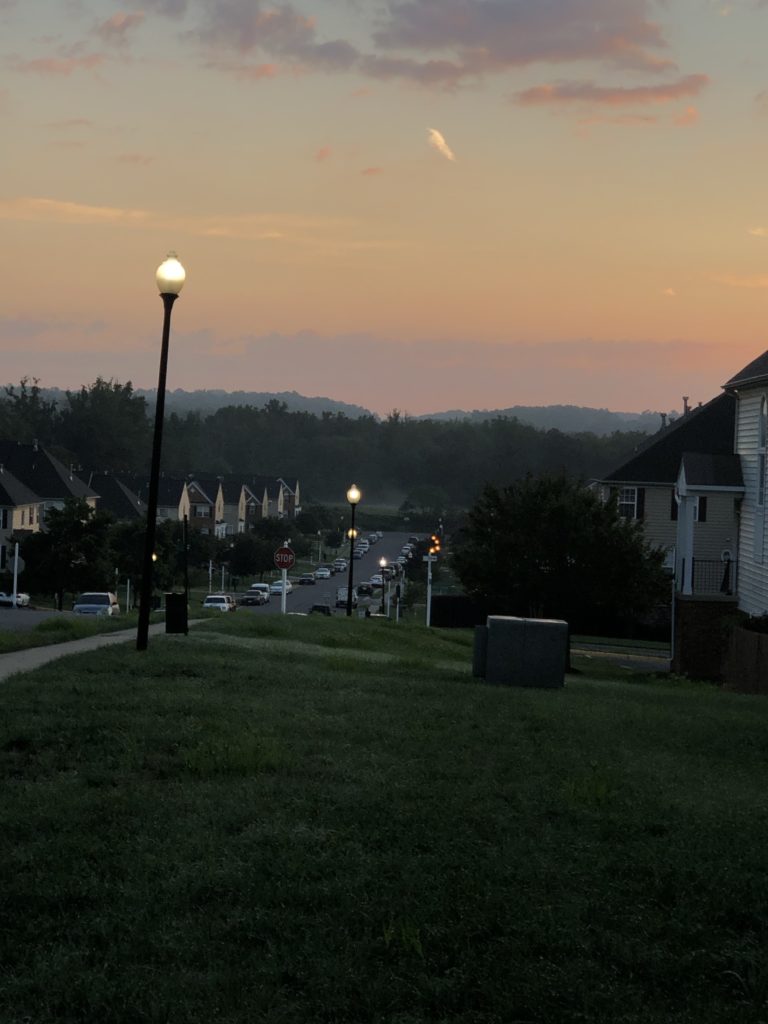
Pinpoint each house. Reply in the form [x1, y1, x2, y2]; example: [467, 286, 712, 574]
[0, 467, 41, 571]
[596, 393, 741, 588]
[0, 440, 98, 521]
[87, 471, 144, 521]
[723, 350, 768, 615]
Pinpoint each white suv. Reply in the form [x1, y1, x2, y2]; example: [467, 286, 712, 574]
[202, 594, 237, 612]
[73, 592, 120, 616]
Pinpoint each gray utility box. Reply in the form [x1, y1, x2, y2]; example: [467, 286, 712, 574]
[474, 615, 567, 688]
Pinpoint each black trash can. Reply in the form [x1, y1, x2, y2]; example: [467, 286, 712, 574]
[165, 592, 188, 635]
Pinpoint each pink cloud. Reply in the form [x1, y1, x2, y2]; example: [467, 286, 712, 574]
[361, 167, 383, 176]
[13, 54, 104, 75]
[232, 62, 279, 81]
[673, 105, 699, 126]
[315, 145, 332, 162]
[95, 11, 145, 43]
[517, 74, 709, 108]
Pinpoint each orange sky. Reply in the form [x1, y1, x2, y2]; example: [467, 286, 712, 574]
[2, 0, 768, 416]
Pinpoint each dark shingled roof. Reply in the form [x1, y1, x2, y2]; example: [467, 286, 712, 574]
[0, 468, 41, 507]
[680, 452, 744, 489]
[724, 349, 768, 389]
[601, 392, 735, 485]
[88, 473, 144, 520]
[0, 442, 97, 502]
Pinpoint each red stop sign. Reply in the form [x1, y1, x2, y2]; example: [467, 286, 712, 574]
[274, 546, 296, 570]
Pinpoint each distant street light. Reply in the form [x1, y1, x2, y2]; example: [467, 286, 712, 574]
[345, 484, 362, 617]
[379, 555, 388, 614]
[136, 252, 186, 651]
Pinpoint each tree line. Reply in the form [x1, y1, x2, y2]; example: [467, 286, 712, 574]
[1, 377, 649, 507]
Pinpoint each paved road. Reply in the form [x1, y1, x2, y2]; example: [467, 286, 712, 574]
[236, 531, 419, 617]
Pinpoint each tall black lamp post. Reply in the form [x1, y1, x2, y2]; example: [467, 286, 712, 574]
[136, 252, 186, 651]
[345, 484, 361, 617]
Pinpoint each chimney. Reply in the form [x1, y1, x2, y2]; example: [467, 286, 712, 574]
[660, 412, 667, 429]
[683, 396, 690, 415]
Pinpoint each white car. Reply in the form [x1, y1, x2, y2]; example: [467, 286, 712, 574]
[73, 592, 120, 616]
[270, 579, 294, 595]
[0, 591, 30, 608]
[315, 567, 332, 580]
[202, 594, 237, 612]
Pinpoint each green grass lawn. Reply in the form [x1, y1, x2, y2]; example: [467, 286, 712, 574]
[2, 616, 768, 1023]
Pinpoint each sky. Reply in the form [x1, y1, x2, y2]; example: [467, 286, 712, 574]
[2, 0, 768, 417]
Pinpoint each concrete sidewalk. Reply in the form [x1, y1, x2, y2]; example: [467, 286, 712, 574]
[0, 622, 176, 682]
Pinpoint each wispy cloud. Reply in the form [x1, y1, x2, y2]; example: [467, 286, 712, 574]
[0, 197, 150, 225]
[749, 227, 768, 237]
[315, 145, 332, 162]
[427, 127, 456, 161]
[0, 196, 399, 253]
[662, 287, 677, 297]
[117, 152, 153, 165]
[516, 74, 709, 108]
[713, 273, 768, 289]
[12, 53, 105, 75]
[95, 11, 145, 44]
[674, 105, 699, 126]
[361, 166, 383, 176]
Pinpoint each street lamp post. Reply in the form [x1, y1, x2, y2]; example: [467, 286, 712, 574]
[379, 555, 388, 614]
[136, 252, 186, 651]
[345, 484, 361, 617]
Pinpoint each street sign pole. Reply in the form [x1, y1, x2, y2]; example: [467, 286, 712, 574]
[273, 543, 296, 615]
[12, 542, 19, 606]
[423, 553, 437, 627]
[426, 556, 432, 627]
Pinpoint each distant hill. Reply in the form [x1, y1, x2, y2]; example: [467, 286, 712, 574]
[421, 404, 672, 436]
[30, 385, 669, 436]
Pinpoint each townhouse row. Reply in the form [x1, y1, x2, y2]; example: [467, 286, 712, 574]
[0, 439, 300, 571]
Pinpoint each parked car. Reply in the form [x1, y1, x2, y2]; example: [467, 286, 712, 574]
[0, 591, 30, 608]
[357, 583, 374, 597]
[73, 592, 120, 616]
[270, 579, 294, 595]
[202, 593, 236, 612]
[335, 586, 358, 608]
[238, 590, 268, 606]
[333, 559, 347, 571]
[369, 574, 384, 587]
[247, 582, 271, 603]
[298, 573, 316, 585]
[315, 567, 332, 579]
[309, 603, 333, 616]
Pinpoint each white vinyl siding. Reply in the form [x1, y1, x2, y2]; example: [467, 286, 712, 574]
[735, 390, 768, 614]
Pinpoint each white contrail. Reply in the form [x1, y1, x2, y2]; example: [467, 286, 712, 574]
[427, 128, 456, 162]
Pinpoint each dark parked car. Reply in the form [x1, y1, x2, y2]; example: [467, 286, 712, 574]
[238, 591, 267, 606]
[357, 583, 374, 597]
[298, 573, 316, 585]
[309, 603, 333, 616]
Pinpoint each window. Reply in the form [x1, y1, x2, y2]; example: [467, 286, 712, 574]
[20, 509, 25, 526]
[194, 505, 211, 518]
[0, 509, 7, 530]
[0, 545, 5, 570]
[617, 487, 644, 521]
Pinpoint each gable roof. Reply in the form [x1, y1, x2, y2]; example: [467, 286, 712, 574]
[0, 468, 40, 508]
[724, 349, 768, 390]
[601, 392, 736, 486]
[0, 442, 97, 503]
[679, 452, 744, 490]
[87, 472, 144, 520]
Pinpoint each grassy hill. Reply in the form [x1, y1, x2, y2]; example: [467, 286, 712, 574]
[2, 615, 767, 1023]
